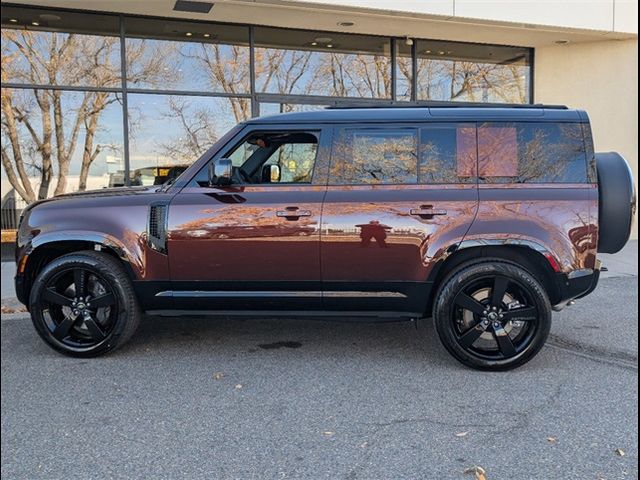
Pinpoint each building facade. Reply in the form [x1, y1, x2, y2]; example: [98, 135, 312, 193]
[1, 0, 637, 237]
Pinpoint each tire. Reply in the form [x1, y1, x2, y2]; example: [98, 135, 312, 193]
[433, 259, 551, 371]
[596, 152, 636, 253]
[29, 251, 141, 357]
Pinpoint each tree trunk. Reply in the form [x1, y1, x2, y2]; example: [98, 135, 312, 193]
[79, 116, 99, 191]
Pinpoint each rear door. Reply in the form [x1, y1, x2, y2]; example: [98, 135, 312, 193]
[320, 122, 479, 315]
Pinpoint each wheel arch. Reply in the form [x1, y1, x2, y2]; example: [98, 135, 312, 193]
[425, 240, 561, 316]
[20, 234, 137, 306]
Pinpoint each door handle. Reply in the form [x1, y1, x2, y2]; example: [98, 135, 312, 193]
[276, 207, 312, 220]
[410, 205, 448, 219]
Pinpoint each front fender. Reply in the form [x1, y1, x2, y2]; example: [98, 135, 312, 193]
[29, 230, 142, 277]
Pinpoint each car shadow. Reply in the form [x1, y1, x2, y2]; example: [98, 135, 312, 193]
[121, 314, 454, 367]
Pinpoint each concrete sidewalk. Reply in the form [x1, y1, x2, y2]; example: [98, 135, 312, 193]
[1, 241, 637, 301]
[599, 240, 638, 278]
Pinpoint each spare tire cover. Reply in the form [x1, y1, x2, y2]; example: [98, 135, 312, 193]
[596, 152, 637, 253]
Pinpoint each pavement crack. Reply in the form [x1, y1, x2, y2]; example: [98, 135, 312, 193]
[547, 335, 638, 371]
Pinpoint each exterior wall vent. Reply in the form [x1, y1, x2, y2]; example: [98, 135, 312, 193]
[173, 1, 214, 13]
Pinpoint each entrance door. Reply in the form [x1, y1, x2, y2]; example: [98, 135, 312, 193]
[167, 124, 330, 311]
[320, 123, 479, 315]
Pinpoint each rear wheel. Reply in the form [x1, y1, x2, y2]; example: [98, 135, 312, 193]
[29, 251, 141, 357]
[433, 260, 551, 371]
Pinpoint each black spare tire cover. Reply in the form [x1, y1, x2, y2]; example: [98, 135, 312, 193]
[596, 152, 637, 253]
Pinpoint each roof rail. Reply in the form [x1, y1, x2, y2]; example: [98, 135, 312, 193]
[327, 101, 568, 110]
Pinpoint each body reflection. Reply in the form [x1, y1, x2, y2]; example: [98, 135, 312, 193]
[356, 220, 391, 248]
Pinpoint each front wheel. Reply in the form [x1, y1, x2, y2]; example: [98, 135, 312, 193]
[433, 260, 551, 371]
[29, 251, 141, 357]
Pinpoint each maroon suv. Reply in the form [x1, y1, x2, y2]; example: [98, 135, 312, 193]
[14, 104, 636, 370]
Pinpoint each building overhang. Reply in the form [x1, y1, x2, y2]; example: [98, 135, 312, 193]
[4, 0, 637, 48]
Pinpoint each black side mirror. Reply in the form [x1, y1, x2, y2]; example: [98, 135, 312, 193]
[261, 164, 281, 183]
[209, 158, 233, 186]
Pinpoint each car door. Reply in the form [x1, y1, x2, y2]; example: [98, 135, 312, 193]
[320, 123, 479, 315]
[166, 124, 330, 311]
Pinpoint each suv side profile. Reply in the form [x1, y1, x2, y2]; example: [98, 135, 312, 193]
[14, 104, 636, 370]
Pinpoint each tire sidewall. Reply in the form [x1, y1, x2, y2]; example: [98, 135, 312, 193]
[434, 261, 552, 371]
[29, 253, 134, 357]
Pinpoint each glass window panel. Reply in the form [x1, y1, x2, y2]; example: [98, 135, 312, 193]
[255, 27, 392, 99]
[1, 88, 124, 202]
[419, 124, 477, 184]
[415, 40, 531, 104]
[478, 122, 588, 183]
[396, 41, 413, 102]
[259, 102, 328, 116]
[2, 30, 121, 88]
[125, 18, 250, 93]
[265, 142, 318, 183]
[330, 128, 418, 184]
[223, 131, 319, 184]
[127, 94, 247, 180]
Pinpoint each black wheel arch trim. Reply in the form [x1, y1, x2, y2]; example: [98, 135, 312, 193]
[15, 233, 137, 307]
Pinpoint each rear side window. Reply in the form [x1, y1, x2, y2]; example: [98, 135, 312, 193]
[419, 124, 477, 184]
[329, 128, 418, 184]
[329, 124, 477, 185]
[477, 122, 588, 183]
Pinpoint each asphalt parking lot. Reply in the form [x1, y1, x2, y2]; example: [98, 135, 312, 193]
[1, 248, 638, 479]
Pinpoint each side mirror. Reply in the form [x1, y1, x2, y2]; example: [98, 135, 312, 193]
[209, 158, 232, 186]
[261, 164, 281, 183]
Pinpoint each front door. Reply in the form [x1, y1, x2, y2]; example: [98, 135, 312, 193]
[167, 125, 330, 311]
[320, 123, 479, 315]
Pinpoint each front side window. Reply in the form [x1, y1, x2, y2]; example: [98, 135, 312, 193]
[193, 131, 319, 186]
[478, 122, 588, 183]
[330, 128, 418, 185]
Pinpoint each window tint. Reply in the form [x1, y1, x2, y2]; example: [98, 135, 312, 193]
[192, 131, 319, 186]
[419, 124, 477, 183]
[478, 122, 588, 183]
[330, 129, 418, 184]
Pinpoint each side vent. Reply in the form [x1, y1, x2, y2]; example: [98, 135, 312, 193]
[148, 203, 169, 254]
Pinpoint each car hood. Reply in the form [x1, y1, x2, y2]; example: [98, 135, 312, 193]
[25, 186, 161, 211]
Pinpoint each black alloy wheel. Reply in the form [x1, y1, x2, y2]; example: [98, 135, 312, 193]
[30, 251, 140, 356]
[434, 260, 552, 370]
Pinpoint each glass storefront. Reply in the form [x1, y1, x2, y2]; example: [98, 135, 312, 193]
[1, 4, 533, 225]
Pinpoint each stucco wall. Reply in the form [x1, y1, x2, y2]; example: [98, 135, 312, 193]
[535, 38, 638, 238]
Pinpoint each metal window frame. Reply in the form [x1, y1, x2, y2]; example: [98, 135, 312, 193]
[0, 4, 535, 185]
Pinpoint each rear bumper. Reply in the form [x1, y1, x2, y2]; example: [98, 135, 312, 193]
[552, 260, 601, 309]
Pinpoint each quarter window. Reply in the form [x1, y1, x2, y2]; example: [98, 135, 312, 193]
[478, 122, 588, 183]
[330, 129, 418, 184]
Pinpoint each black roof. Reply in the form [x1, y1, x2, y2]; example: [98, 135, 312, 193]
[247, 103, 587, 124]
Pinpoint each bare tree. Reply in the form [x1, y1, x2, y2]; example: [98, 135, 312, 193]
[1, 30, 173, 202]
[158, 97, 219, 162]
